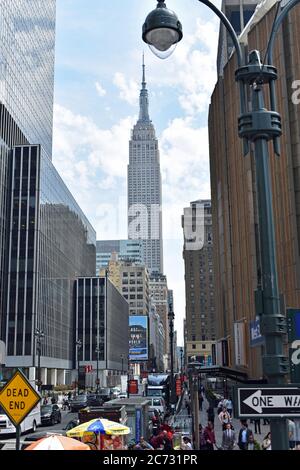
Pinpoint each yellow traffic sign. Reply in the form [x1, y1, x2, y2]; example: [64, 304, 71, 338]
[0, 369, 41, 426]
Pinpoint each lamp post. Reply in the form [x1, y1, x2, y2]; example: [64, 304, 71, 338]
[76, 339, 82, 395]
[95, 345, 100, 393]
[142, 0, 300, 450]
[168, 302, 175, 413]
[34, 328, 44, 392]
[120, 354, 124, 374]
[180, 347, 184, 377]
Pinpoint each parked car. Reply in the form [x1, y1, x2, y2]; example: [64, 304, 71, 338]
[41, 404, 61, 426]
[69, 394, 103, 412]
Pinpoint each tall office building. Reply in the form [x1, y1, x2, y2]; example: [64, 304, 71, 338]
[209, 3, 300, 378]
[4, 145, 96, 384]
[182, 200, 216, 365]
[217, 0, 258, 76]
[96, 239, 144, 274]
[0, 1, 56, 339]
[0, 0, 56, 157]
[149, 274, 169, 358]
[128, 59, 163, 274]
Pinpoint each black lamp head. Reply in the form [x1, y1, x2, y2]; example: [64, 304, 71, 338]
[142, 0, 183, 59]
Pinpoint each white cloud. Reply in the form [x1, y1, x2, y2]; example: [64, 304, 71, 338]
[113, 72, 139, 106]
[143, 17, 219, 117]
[95, 81, 106, 97]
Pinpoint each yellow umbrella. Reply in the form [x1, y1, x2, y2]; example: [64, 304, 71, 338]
[66, 418, 130, 438]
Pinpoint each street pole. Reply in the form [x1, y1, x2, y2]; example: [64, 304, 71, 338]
[34, 328, 44, 392]
[168, 304, 175, 413]
[96, 347, 100, 393]
[193, 376, 200, 451]
[76, 339, 82, 396]
[141, 0, 300, 450]
[180, 348, 184, 376]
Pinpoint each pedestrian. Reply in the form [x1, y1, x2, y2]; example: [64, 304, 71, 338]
[288, 419, 296, 450]
[181, 436, 193, 450]
[185, 400, 191, 416]
[238, 421, 253, 450]
[162, 430, 173, 450]
[262, 432, 271, 450]
[207, 405, 215, 425]
[135, 436, 154, 450]
[203, 421, 216, 450]
[199, 424, 207, 450]
[225, 396, 233, 418]
[217, 399, 224, 415]
[218, 406, 231, 431]
[294, 418, 300, 447]
[254, 418, 261, 435]
[247, 433, 261, 450]
[199, 393, 204, 411]
[221, 422, 236, 450]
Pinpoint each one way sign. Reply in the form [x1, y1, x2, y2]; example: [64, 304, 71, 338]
[236, 385, 300, 418]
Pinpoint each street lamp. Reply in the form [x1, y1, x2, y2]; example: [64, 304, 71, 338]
[76, 339, 82, 395]
[180, 347, 184, 376]
[34, 328, 44, 392]
[95, 345, 100, 393]
[168, 302, 175, 413]
[142, 0, 300, 450]
[120, 354, 124, 374]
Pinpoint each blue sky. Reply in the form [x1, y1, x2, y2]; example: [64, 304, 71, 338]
[52, 0, 222, 345]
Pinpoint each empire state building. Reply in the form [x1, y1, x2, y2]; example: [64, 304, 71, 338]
[128, 59, 163, 274]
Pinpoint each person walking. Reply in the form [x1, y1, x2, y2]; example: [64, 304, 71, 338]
[238, 421, 253, 450]
[225, 397, 233, 418]
[262, 432, 271, 450]
[218, 406, 231, 431]
[204, 421, 216, 451]
[254, 418, 261, 435]
[288, 419, 296, 450]
[181, 436, 193, 450]
[221, 423, 236, 450]
[207, 405, 215, 426]
[247, 434, 261, 450]
[199, 393, 204, 411]
[199, 424, 207, 450]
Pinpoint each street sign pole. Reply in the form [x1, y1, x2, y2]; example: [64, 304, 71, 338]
[16, 425, 21, 451]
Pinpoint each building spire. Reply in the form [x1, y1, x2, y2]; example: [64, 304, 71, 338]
[139, 53, 150, 122]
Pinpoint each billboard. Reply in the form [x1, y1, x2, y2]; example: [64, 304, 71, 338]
[129, 315, 148, 361]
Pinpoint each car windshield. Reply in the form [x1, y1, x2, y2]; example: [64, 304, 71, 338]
[41, 405, 52, 412]
[72, 395, 87, 401]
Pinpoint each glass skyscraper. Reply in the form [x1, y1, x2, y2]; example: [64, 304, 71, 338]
[96, 239, 144, 273]
[4, 145, 96, 374]
[0, 0, 56, 158]
[0, 0, 56, 347]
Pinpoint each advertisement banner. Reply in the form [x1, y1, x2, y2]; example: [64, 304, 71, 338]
[129, 315, 148, 361]
[234, 322, 246, 366]
[250, 318, 264, 347]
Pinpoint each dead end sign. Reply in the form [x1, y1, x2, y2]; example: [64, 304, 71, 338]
[0, 369, 41, 426]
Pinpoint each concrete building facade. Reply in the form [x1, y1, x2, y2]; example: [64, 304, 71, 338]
[182, 200, 216, 365]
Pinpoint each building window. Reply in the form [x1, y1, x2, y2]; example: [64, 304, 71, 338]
[192, 344, 196, 350]
[202, 344, 206, 349]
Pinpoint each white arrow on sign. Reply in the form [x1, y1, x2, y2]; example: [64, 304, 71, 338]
[243, 389, 300, 413]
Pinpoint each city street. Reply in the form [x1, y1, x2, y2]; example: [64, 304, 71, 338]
[0, 410, 78, 450]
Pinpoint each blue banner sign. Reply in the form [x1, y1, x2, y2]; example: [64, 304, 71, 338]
[250, 319, 264, 347]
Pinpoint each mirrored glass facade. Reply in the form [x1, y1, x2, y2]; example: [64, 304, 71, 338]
[5, 145, 96, 369]
[0, 0, 56, 158]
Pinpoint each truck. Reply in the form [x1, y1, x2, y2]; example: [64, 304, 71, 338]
[0, 403, 41, 435]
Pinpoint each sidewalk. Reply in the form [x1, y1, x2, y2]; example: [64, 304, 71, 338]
[199, 398, 271, 449]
